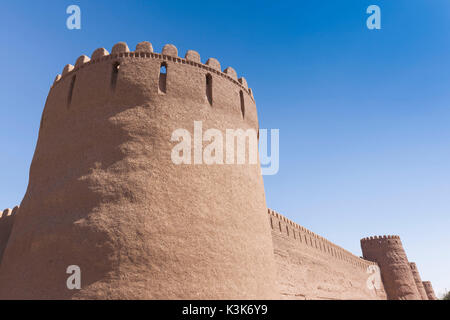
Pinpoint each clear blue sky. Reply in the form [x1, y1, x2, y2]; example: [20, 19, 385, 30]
[1, 0, 449, 297]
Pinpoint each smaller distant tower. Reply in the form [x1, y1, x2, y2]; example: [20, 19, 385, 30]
[409, 262, 428, 300]
[361, 235, 421, 300]
[422, 281, 438, 300]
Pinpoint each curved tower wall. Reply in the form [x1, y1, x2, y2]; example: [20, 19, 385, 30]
[422, 281, 438, 300]
[360, 235, 421, 300]
[0, 41, 279, 299]
[409, 262, 428, 300]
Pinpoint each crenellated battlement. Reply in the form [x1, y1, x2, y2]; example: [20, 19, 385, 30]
[361, 235, 400, 241]
[267, 209, 377, 271]
[39, 40, 260, 141]
[51, 41, 254, 100]
[0, 206, 19, 265]
[360, 235, 402, 248]
[0, 208, 11, 219]
[0, 206, 19, 219]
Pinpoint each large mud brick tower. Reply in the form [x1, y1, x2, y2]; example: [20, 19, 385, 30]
[422, 281, 438, 300]
[361, 235, 421, 300]
[409, 262, 428, 300]
[0, 41, 279, 299]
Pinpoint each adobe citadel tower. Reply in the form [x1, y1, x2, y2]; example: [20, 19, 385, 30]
[0, 41, 438, 300]
[0, 42, 279, 299]
[409, 262, 428, 300]
[422, 281, 438, 300]
[360, 235, 421, 300]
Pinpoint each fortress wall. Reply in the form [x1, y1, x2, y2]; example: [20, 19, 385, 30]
[0, 207, 19, 265]
[268, 209, 387, 300]
[409, 262, 428, 300]
[422, 281, 438, 300]
[0, 42, 278, 299]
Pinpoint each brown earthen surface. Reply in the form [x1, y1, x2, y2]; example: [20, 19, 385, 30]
[0, 42, 279, 299]
[409, 262, 428, 300]
[422, 281, 438, 300]
[0, 207, 18, 266]
[268, 210, 387, 300]
[361, 236, 421, 300]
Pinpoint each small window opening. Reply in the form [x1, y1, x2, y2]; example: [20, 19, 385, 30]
[68, 75, 76, 107]
[111, 61, 120, 89]
[206, 74, 213, 106]
[240, 90, 245, 119]
[159, 62, 167, 93]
